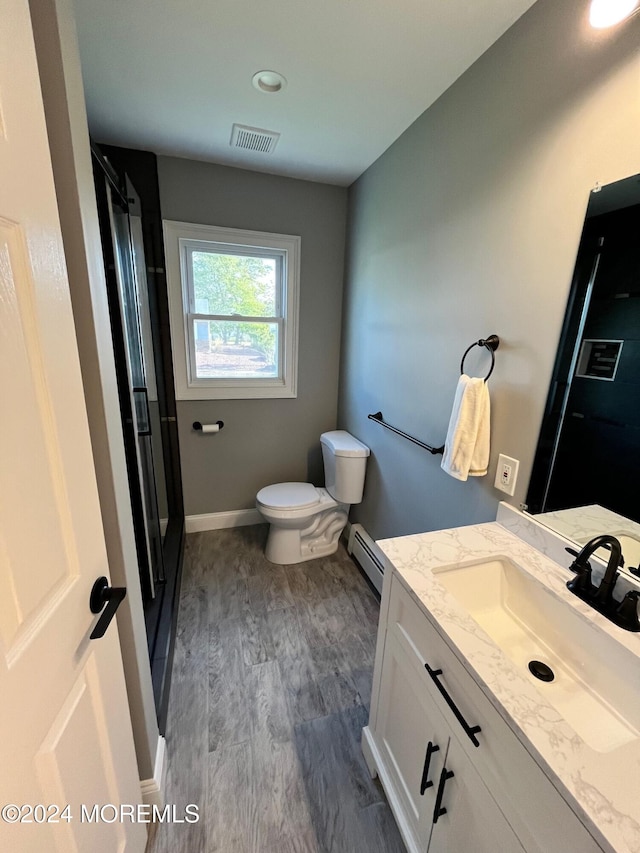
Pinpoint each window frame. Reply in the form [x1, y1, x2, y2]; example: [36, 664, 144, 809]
[163, 221, 300, 400]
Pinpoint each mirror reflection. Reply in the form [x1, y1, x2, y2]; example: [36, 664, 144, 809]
[526, 172, 640, 578]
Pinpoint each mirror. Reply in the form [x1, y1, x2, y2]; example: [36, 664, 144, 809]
[526, 172, 640, 578]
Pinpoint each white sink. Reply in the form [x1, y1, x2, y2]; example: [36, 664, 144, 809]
[432, 556, 640, 752]
[574, 532, 640, 572]
[612, 535, 640, 568]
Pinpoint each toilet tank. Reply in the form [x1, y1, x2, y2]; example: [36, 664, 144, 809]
[320, 430, 370, 504]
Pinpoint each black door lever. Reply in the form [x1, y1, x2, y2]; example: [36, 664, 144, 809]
[89, 576, 126, 640]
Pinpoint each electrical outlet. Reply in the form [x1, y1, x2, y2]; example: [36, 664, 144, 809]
[494, 453, 519, 496]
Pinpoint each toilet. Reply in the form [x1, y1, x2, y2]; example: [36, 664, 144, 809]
[256, 430, 370, 564]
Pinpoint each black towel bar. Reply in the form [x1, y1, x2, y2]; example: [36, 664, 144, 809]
[368, 334, 499, 456]
[367, 412, 444, 455]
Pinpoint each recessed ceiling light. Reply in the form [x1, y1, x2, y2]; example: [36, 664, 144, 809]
[589, 0, 639, 28]
[252, 70, 287, 94]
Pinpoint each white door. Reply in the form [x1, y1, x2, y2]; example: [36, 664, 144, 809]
[0, 2, 147, 851]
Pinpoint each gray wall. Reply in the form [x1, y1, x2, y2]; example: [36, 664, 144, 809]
[158, 157, 348, 516]
[339, 0, 640, 540]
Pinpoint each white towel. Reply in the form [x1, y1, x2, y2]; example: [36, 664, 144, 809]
[441, 374, 490, 481]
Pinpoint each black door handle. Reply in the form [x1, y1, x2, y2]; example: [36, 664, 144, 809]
[425, 664, 482, 747]
[89, 576, 126, 640]
[420, 741, 440, 795]
[433, 767, 454, 824]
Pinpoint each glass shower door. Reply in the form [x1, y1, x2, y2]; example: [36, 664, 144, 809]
[128, 191, 170, 546]
[106, 179, 165, 599]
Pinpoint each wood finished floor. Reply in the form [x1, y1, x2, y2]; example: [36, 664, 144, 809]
[147, 524, 405, 853]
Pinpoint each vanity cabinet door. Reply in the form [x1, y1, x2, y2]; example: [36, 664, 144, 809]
[427, 735, 525, 853]
[375, 628, 449, 850]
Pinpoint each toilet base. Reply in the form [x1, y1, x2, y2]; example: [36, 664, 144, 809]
[264, 506, 349, 565]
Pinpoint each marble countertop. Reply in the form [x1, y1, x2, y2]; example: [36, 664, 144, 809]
[377, 520, 640, 853]
[535, 505, 640, 569]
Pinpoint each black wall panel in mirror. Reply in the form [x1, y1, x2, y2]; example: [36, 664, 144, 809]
[527, 173, 640, 576]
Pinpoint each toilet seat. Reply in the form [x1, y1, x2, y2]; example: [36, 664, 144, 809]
[256, 482, 320, 511]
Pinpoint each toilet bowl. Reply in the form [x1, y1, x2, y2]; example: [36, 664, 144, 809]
[256, 430, 370, 564]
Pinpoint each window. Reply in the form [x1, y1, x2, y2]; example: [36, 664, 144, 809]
[164, 221, 300, 399]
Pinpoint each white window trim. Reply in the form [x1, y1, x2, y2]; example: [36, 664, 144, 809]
[163, 220, 300, 400]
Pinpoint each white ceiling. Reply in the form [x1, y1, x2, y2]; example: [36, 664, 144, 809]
[73, 0, 537, 187]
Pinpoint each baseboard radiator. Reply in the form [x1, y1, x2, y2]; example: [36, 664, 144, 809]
[347, 523, 385, 594]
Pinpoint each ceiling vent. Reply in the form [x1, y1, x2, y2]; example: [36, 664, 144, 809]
[230, 124, 280, 154]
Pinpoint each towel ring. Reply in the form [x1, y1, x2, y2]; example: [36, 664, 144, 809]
[460, 334, 500, 381]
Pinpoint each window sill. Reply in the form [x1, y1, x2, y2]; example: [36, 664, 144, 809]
[177, 383, 297, 401]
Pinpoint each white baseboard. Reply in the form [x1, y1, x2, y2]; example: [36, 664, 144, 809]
[185, 508, 263, 533]
[140, 736, 167, 808]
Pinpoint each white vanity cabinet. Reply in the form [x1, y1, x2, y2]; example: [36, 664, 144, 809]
[370, 583, 524, 852]
[363, 574, 604, 853]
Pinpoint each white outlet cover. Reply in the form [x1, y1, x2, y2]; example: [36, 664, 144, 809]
[494, 453, 519, 496]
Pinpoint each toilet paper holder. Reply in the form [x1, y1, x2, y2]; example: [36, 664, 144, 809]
[193, 420, 224, 433]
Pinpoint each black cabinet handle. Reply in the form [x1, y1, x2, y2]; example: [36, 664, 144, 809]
[433, 766, 454, 824]
[420, 741, 440, 795]
[89, 576, 126, 640]
[425, 664, 482, 747]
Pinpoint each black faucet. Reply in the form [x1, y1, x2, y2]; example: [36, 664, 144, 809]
[567, 535, 640, 632]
